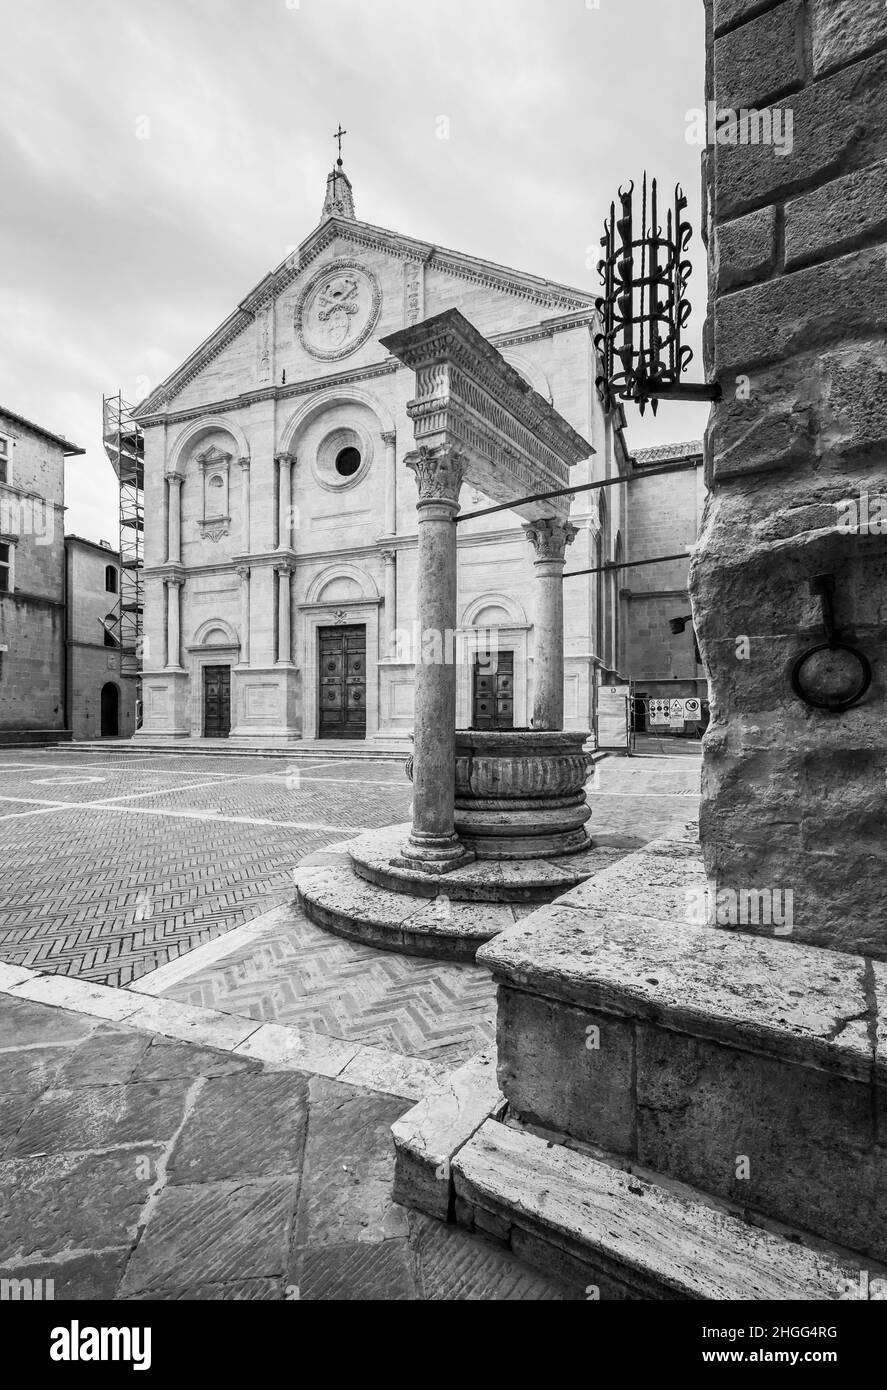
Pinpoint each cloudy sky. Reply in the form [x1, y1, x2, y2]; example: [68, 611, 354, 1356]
[2, 0, 708, 542]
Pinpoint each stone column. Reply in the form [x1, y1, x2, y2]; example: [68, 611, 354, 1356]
[398, 445, 473, 872]
[275, 563, 292, 665]
[381, 549, 396, 654]
[382, 431, 397, 535]
[276, 453, 293, 550]
[165, 577, 184, 670]
[237, 565, 250, 666]
[165, 473, 183, 565]
[239, 457, 251, 553]
[523, 519, 577, 731]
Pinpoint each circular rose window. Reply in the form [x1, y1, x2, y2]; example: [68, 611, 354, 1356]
[314, 425, 373, 491]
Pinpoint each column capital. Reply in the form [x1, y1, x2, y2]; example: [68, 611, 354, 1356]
[380, 548, 396, 566]
[239, 455, 251, 470]
[381, 431, 397, 447]
[164, 471, 184, 487]
[274, 451, 295, 467]
[236, 564, 251, 581]
[523, 517, 578, 563]
[405, 444, 466, 507]
[166, 575, 185, 589]
[274, 561, 294, 577]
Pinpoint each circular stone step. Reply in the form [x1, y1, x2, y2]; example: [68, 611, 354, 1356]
[293, 845, 517, 961]
[347, 823, 601, 904]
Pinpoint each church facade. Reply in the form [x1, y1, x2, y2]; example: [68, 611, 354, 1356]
[133, 164, 631, 746]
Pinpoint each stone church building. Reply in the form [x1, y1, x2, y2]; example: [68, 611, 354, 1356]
[133, 162, 642, 747]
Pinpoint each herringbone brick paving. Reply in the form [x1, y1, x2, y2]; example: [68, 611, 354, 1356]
[165, 904, 499, 1065]
[0, 748, 700, 1039]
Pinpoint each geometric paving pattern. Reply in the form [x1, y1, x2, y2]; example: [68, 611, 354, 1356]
[164, 904, 499, 1067]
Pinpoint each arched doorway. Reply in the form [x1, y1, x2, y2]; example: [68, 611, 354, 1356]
[100, 682, 119, 737]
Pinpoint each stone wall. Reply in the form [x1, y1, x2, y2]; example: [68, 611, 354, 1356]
[691, 0, 887, 956]
[0, 413, 67, 736]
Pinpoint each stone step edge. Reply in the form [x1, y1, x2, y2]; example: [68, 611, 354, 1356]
[295, 863, 500, 962]
[391, 1049, 505, 1221]
[0, 961, 444, 1102]
[452, 1119, 871, 1301]
[64, 741, 408, 762]
[478, 838, 883, 1085]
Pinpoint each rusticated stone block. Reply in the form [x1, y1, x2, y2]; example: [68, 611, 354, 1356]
[784, 159, 887, 269]
[636, 1026, 887, 1262]
[710, 51, 887, 219]
[812, 0, 886, 77]
[714, 0, 782, 37]
[495, 986, 634, 1152]
[709, 339, 887, 479]
[714, 204, 776, 292]
[714, 245, 887, 373]
[714, 0, 802, 109]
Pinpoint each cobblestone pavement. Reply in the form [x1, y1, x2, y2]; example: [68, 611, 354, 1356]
[0, 995, 577, 1300]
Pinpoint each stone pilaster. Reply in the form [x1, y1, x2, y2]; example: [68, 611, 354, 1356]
[382, 431, 397, 536]
[381, 548, 396, 655]
[524, 518, 577, 731]
[164, 576, 184, 670]
[165, 473, 183, 565]
[276, 453, 294, 551]
[239, 457, 251, 553]
[398, 444, 473, 872]
[275, 562, 293, 666]
[237, 565, 250, 666]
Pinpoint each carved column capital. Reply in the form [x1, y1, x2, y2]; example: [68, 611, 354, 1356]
[274, 452, 295, 468]
[523, 518, 578, 563]
[380, 548, 396, 566]
[164, 471, 184, 487]
[274, 561, 294, 578]
[239, 455, 250, 471]
[236, 565, 251, 582]
[381, 431, 397, 447]
[405, 445, 466, 508]
[166, 575, 185, 590]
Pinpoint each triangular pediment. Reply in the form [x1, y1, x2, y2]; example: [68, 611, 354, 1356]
[134, 215, 597, 419]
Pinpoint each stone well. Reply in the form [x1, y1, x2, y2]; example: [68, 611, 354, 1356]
[451, 729, 592, 859]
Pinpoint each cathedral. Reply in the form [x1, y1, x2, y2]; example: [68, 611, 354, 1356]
[133, 155, 636, 746]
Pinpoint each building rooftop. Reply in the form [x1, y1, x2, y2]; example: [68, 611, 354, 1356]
[65, 534, 119, 558]
[0, 406, 85, 456]
[632, 440, 704, 466]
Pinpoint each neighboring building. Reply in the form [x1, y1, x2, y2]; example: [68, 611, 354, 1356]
[622, 441, 709, 735]
[0, 407, 84, 744]
[64, 536, 138, 740]
[132, 160, 638, 747]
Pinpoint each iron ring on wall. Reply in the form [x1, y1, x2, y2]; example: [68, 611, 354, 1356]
[790, 641, 872, 713]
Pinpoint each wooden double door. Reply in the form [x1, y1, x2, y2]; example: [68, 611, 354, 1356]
[472, 650, 514, 730]
[318, 625, 366, 739]
[203, 665, 231, 738]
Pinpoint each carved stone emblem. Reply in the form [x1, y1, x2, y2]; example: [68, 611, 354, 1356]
[296, 259, 381, 361]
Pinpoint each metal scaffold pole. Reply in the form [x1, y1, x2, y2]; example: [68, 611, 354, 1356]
[102, 391, 145, 724]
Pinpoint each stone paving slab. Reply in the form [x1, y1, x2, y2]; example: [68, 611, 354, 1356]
[0, 993, 573, 1300]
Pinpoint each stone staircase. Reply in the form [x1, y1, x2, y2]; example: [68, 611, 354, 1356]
[391, 832, 887, 1298]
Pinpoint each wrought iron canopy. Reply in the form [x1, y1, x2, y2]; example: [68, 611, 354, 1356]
[594, 173, 717, 415]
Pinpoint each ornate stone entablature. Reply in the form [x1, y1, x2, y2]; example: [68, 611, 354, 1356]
[381, 310, 593, 520]
[295, 258, 382, 362]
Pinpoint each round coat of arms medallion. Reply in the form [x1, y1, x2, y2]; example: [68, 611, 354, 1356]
[295, 259, 382, 361]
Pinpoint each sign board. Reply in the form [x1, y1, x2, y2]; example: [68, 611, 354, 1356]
[597, 684, 631, 751]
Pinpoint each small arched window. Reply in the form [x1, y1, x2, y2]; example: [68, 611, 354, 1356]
[105, 565, 118, 593]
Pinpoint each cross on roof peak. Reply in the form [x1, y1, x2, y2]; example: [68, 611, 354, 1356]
[333, 123, 347, 167]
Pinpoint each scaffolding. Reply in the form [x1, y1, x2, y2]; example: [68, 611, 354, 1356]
[102, 392, 144, 697]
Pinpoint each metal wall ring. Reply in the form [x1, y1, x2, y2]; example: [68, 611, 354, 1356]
[790, 642, 872, 712]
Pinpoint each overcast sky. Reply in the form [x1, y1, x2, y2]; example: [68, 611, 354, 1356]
[1, 0, 709, 542]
